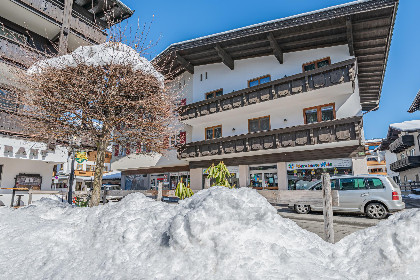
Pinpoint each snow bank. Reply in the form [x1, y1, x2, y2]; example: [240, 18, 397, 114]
[28, 42, 163, 83]
[0, 187, 419, 280]
[390, 120, 420, 132]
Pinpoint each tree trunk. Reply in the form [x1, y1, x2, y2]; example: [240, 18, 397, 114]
[89, 138, 107, 207]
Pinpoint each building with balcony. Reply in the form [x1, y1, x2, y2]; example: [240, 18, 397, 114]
[381, 120, 420, 184]
[0, 0, 132, 198]
[365, 138, 399, 182]
[119, 0, 398, 191]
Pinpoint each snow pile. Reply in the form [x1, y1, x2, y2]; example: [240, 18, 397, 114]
[333, 209, 420, 279]
[390, 120, 420, 132]
[28, 42, 163, 83]
[0, 187, 419, 280]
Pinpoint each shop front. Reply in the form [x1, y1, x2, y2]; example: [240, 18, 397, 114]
[202, 166, 239, 188]
[169, 171, 190, 189]
[249, 164, 278, 189]
[287, 158, 353, 190]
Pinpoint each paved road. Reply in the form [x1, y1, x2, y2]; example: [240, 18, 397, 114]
[274, 196, 420, 243]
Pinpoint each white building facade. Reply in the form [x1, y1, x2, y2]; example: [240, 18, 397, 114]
[120, 0, 398, 191]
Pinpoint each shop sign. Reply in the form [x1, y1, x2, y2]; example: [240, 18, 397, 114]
[169, 172, 179, 177]
[179, 171, 190, 176]
[287, 158, 352, 171]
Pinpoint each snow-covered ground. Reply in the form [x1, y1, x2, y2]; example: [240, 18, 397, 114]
[0, 187, 419, 280]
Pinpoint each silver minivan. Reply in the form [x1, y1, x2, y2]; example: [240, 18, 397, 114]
[293, 175, 405, 219]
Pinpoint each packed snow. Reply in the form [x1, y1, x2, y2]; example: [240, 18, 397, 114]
[0, 187, 419, 280]
[28, 42, 163, 83]
[390, 120, 420, 132]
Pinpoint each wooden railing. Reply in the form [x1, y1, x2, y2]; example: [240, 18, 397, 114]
[0, 111, 32, 136]
[180, 59, 356, 121]
[0, 36, 47, 67]
[179, 116, 362, 159]
[390, 156, 420, 172]
[13, 0, 106, 43]
[389, 135, 414, 153]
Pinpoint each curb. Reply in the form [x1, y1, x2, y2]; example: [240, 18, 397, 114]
[277, 212, 379, 227]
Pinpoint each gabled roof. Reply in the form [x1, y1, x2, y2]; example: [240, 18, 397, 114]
[154, 0, 399, 111]
[408, 90, 420, 113]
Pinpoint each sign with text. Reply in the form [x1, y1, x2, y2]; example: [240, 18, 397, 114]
[287, 158, 352, 171]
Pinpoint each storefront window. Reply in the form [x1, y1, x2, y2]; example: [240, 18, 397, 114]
[249, 165, 278, 189]
[287, 159, 352, 190]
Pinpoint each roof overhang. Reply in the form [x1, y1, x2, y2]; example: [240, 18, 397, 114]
[154, 0, 399, 111]
[408, 90, 420, 113]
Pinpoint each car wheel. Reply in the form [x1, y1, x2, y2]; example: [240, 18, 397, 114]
[365, 202, 388, 219]
[294, 204, 310, 214]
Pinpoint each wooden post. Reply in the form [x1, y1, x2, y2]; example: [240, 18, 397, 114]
[28, 189, 33, 205]
[322, 173, 334, 243]
[204, 178, 211, 189]
[157, 182, 163, 201]
[102, 188, 107, 205]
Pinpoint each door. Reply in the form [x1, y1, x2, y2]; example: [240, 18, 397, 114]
[337, 178, 368, 211]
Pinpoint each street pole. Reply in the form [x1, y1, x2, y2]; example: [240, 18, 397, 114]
[67, 147, 75, 204]
[322, 173, 334, 243]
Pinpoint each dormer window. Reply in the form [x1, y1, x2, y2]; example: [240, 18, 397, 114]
[248, 75, 271, 87]
[302, 57, 331, 72]
[205, 89, 223, 99]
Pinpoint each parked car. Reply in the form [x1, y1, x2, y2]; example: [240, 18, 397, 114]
[292, 175, 405, 219]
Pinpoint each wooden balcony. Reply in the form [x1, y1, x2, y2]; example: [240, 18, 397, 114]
[15, 0, 106, 43]
[0, 36, 47, 67]
[389, 135, 415, 153]
[179, 116, 362, 159]
[390, 156, 420, 172]
[0, 111, 32, 136]
[180, 59, 356, 121]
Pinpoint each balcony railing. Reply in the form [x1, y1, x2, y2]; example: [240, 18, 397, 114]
[178, 116, 362, 159]
[180, 58, 356, 121]
[389, 135, 415, 153]
[390, 156, 420, 172]
[14, 0, 105, 43]
[0, 111, 32, 136]
[0, 36, 47, 67]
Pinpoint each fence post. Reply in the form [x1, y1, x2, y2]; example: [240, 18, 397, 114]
[322, 173, 334, 243]
[205, 178, 211, 189]
[157, 182, 163, 201]
[28, 189, 33, 205]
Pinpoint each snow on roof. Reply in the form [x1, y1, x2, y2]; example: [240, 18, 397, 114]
[389, 120, 420, 132]
[365, 138, 383, 143]
[29, 42, 163, 84]
[0, 187, 419, 279]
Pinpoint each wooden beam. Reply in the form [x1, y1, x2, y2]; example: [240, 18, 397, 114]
[267, 32, 283, 64]
[176, 53, 194, 74]
[215, 44, 234, 70]
[346, 16, 354, 56]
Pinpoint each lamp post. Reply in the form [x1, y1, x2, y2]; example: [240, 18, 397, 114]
[67, 137, 81, 204]
[67, 147, 75, 204]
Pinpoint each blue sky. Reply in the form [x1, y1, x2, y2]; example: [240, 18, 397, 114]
[121, 0, 420, 139]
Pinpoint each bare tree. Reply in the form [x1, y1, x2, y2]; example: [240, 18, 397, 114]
[9, 24, 179, 206]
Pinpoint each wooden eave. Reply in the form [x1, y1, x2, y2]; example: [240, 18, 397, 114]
[154, 0, 398, 111]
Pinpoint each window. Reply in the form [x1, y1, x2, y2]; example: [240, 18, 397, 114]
[366, 178, 384, 189]
[205, 89, 223, 99]
[248, 75, 271, 87]
[401, 153, 406, 160]
[338, 178, 366, 190]
[76, 164, 83, 171]
[205, 125, 222, 140]
[0, 88, 17, 112]
[303, 103, 335, 124]
[410, 148, 415, 156]
[302, 57, 331, 72]
[248, 116, 270, 133]
[0, 25, 27, 44]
